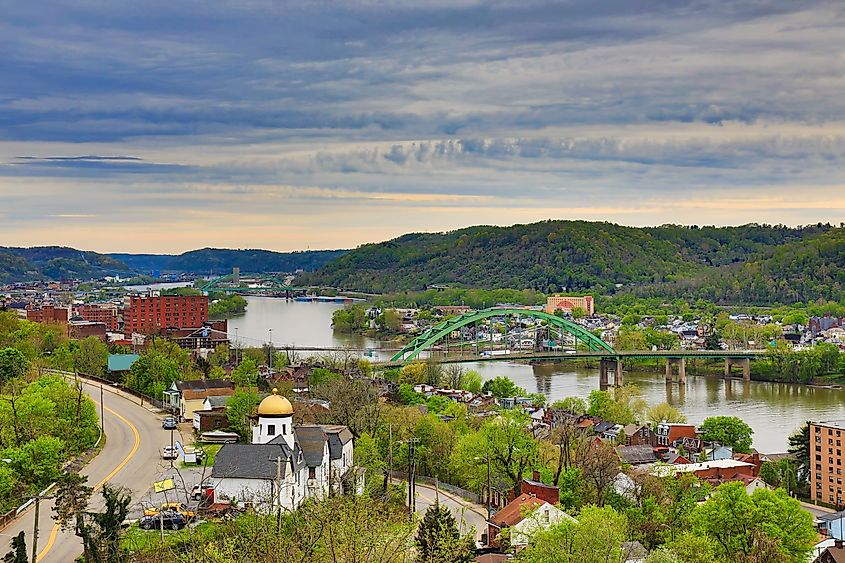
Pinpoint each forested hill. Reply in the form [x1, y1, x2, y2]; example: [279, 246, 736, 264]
[300, 221, 843, 303]
[0, 246, 131, 282]
[110, 248, 348, 275]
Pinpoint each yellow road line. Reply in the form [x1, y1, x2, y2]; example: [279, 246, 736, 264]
[37, 404, 141, 562]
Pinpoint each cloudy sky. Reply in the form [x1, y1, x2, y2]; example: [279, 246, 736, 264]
[1, 0, 844, 253]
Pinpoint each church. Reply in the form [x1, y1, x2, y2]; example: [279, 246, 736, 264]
[211, 388, 357, 512]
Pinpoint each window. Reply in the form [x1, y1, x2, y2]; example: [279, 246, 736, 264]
[309, 467, 316, 479]
[267, 424, 276, 436]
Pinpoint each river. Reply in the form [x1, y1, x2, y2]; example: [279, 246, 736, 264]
[227, 296, 843, 453]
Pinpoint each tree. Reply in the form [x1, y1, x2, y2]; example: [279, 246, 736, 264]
[481, 412, 539, 495]
[314, 379, 382, 438]
[646, 403, 686, 425]
[81, 485, 131, 563]
[788, 422, 810, 494]
[73, 337, 108, 378]
[226, 389, 260, 441]
[415, 503, 473, 563]
[698, 416, 754, 453]
[552, 397, 587, 414]
[462, 370, 482, 394]
[231, 357, 259, 387]
[2, 531, 26, 563]
[758, 459, 797, 495]
[53, 472, 93, 559]
[482, 376, 521, 399]
[575, 441, 621, 506]
[0, 348, 28, 385]
[692, 482, 815, 562]
[517, 505, 627, 563]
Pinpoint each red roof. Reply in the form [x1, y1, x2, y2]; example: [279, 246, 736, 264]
[490, 493, 544, 528]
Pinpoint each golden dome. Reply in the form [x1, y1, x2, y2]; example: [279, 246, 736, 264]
[257, 388, 293, 416]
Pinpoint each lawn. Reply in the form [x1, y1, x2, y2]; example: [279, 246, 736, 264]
[179, 444, 221, 469]
[123, 520, 222, 554]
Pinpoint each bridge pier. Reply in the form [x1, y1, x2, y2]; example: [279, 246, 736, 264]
[724, 357, 751, 381]
[665, 357, 686, 384]
[599, 358, 623, 388]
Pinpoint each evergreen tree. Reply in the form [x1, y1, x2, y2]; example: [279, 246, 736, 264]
[415, 502, 473, 563]
[2, 532, 27, 563]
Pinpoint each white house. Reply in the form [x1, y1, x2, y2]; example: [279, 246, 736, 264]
[211, 389, 357, 512]
[509, 501, 574, 546]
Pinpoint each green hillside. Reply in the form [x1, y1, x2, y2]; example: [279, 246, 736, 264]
[110, 248, 347, 275]
[0, 246, 131, 282]
[300, 221, 838, 303]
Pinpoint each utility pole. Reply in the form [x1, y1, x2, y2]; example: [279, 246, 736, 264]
[485, 452, 492, 521]
[406, 438, 420, 520]
[275, 455, 283, 532]
[31, 495, 40, 563]
[100, 383, 105, 435]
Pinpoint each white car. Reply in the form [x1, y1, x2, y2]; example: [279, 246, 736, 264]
[161, 446, 178, 460]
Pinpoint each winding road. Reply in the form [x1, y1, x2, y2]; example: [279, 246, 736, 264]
[0, 376, 164, 562]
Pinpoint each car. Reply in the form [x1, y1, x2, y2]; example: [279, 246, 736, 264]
[191, 482, 215, 502]
[162, 417, 178, 430]
[161, 445, 178, 460]
[143, 502, 196, 520]
[139, 512, 187, 531]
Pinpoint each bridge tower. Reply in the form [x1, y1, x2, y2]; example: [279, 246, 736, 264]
[665, 358, 686, 384]
[599, 358, 623, 388]
[724, 357, 751, 381]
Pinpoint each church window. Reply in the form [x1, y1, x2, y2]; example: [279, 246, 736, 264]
[267, 424, 276, 436]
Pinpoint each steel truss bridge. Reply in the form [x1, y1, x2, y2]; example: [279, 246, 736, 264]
[199, 273, 308, 294]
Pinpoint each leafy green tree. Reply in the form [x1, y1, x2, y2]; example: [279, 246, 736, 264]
[517, 505, 627, 563]
[788, 422, 810, 494]
[226, 389, 260, 441]
[692, 482, 815, 562]
[698, 416, 754, 453]
[232, 357, 258, 387]
[0, 348, 28, 385]
[481, 376, 521, 399]
[552, 397, 587, 414]
[758, 459, 797, 495]
[462, 370, 482, 394]
[2, 531, 27, 563]
[73, 337, 108, 378]
[646, 403, 686, 425]
[124, 351, 181, 399]
[308, 368, 339, 388]
[415, 502, 473, 563]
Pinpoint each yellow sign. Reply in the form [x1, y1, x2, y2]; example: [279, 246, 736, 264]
[153, 478, 175, 493]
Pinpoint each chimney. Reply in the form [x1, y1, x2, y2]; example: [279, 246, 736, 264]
[532, 470, 541, 482]
[836, 539, 844, 549]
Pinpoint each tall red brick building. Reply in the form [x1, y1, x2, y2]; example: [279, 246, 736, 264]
[124, 295, 208, 335]
[76, 303, 119, 331]
[811, 420, 845, 507]
[26, 304, 69, 325]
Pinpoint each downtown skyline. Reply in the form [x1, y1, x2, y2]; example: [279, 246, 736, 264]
[2, 1, 845, 253]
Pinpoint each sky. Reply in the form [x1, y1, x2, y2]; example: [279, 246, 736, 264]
[1, 0, 844, 253]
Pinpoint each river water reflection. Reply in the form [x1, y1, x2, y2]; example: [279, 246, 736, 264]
[228, 297, 845, 453]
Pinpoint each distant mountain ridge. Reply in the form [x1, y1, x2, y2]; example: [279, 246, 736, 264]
[299, 220, 845, 304]
[110, 248, 348, 275]
[0, 247, 347, 282]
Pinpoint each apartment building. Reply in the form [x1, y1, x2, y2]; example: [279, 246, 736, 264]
[124, 295, 208, 335]
[811, 421, 845, 507]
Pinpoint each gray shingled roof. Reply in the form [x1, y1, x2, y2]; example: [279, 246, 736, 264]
[618, 445, 657, 465]
[321, 425, 353, 460]
[295, 426, 329, 467]
[204, 396, 230, 408]
[211, 444, 292, 480]
[175, 379, 233, 391]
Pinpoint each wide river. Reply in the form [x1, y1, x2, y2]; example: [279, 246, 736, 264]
[228, 296, 845, 453]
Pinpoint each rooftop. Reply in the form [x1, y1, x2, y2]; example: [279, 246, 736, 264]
[815, 421, 845, 430]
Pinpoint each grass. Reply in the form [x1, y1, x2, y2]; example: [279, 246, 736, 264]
[179, 444, 221, 469]
[122, 520, 222, 554]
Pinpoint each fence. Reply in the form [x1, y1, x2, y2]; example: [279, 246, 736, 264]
[42, 368, 168, 410]
[388, 469, 481, 505]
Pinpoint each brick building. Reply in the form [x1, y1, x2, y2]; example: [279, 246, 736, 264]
[76, 303, 119, 331]
[26, 304, 69, 325]
[811, 420, 845, 507]
[124, 295, 208, 335]
[544, 295, 594, 315]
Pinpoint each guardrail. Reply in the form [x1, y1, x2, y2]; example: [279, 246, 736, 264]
[42, 368, 168, 410]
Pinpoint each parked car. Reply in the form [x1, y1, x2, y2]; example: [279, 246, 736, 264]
[191, 482, 215, 502]
[161, 445, 178, 460]
[139, 512, 187, 531]
[143, 502, 196, 520]
[162, 417, 178, 430]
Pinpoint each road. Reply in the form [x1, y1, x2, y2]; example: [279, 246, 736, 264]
[0, 376, 169, 562]
[410, 482, 488, 541]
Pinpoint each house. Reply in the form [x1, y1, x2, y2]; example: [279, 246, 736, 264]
[700, 445, 733, 462]
[164, 379, 235, 421]
[486, 492, 573, 547]
[818, 512, 845, 541]
[701, 475, 769, 494]
[813, 539, 845, 563]
[618, 445, 657, 466]
[650, 459, 756, 480]
[107, 354, 140, 379]
[211, 389, 357, 512]
[653, 422, 697, 448]
[193, 406, 230, 433]
[623, 424, 651, 446]
[621, 541, 648, 563]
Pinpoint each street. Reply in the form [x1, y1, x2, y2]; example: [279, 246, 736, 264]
[0, 376, 180, 562]
[405, 480, 488, 541]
